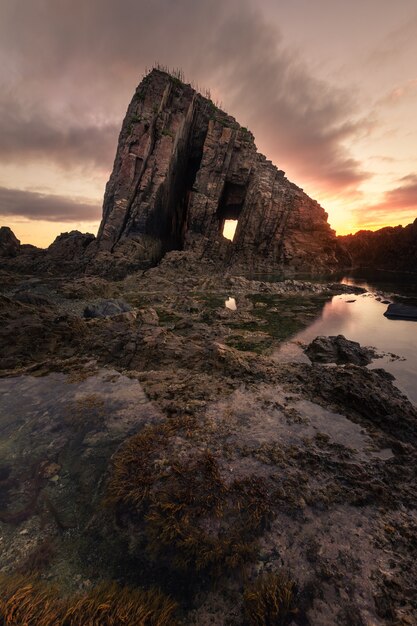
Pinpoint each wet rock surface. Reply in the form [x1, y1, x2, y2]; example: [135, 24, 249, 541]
[305, 334, 378, 365]
[384, 302, 417, 320]
[0, 263, 416, 623]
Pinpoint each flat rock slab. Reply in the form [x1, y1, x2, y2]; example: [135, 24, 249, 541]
[384, 303, 417, 320]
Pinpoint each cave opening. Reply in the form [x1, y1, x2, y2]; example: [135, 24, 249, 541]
[167, 123, 209, 252]
[217, 181, 246, 243]
[147, 123, 208, 255]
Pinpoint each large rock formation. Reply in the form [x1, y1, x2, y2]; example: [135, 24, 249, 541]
[96, 69, 348, 274]
[339, 219, 417, 273]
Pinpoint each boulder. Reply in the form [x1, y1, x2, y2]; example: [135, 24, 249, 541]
[305, 334, 377, 365]
[83, 299, 132, 319]
[384, 303, 417, 320]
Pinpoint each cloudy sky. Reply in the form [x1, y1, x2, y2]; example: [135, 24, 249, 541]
[0, 0, 416, 246]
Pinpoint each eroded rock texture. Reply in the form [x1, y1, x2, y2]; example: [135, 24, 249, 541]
[97, 69, 349, 273]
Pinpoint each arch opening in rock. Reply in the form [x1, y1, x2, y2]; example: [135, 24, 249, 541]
[222, 220, 238, 241]
[217, 182, 246, 242]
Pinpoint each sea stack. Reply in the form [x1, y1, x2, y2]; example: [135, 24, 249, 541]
[97, 68, 349, 273]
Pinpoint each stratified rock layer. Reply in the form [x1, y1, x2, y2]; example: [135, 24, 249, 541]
[97, 69, 348, 273]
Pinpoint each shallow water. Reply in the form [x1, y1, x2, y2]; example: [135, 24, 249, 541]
[275, 287, 417, 405]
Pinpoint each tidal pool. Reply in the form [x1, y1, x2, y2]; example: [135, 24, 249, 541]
[275, 285, 417, 405]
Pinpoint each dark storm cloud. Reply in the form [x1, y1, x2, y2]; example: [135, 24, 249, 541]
[355, 174, 417, 226]
[0, 99, 118, 169]
[192, 6, 371, 189]
[0, 0, 369, 196]
[0, 187, 101, 222]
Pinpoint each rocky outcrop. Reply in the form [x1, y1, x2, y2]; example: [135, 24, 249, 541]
[305, 334, 378, 365]
[0, 229, 97, 276]
[47, 230, 95, 261]
[339, 219, 417, 272]
[96, 69, 349, 274]
[384, 303, 417, 320]
[0, 226, 20, 257]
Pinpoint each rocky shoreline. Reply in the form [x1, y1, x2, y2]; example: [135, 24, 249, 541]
[0, 252, 416, 625]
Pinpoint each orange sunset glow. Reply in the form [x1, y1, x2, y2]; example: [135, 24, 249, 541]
[0, 0, 416, 246]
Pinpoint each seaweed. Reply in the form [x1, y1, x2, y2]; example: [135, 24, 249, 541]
[106, 419, 273, 578]
[243, 572, 297, 625]
[0, 575, 178, 625]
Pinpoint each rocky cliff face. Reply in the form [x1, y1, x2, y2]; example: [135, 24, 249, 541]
[339, 219, 417, 272]
[96, 69, 348, 274]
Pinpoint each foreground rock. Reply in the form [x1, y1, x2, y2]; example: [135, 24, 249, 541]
[96, 69, 349, 274]
[0, 256, 416, 624]
[305, 334, 378, 365]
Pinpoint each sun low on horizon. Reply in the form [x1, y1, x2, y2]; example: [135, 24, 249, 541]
[0, 0, 416, 248]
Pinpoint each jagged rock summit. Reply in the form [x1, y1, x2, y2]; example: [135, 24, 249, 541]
[96, 68, 348, 274]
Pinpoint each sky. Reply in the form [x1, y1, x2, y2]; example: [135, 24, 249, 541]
[0, 0, 416, 247]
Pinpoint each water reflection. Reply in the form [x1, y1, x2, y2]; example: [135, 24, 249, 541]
[340, 269, 417, 297]
[225, 297, 237, 311]
[275, 292, 417, 405]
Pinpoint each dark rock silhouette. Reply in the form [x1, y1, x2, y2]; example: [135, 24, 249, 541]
[96, 69, 349, 274]
[384, 303, 417, 320]
[339, 219, 417, 273]
[305, 334, 377, 365]
[0, 227, 20, 257]
[47, 231, 95, 262]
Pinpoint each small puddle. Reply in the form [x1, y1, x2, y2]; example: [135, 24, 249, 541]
[225, 297, 237, 311]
